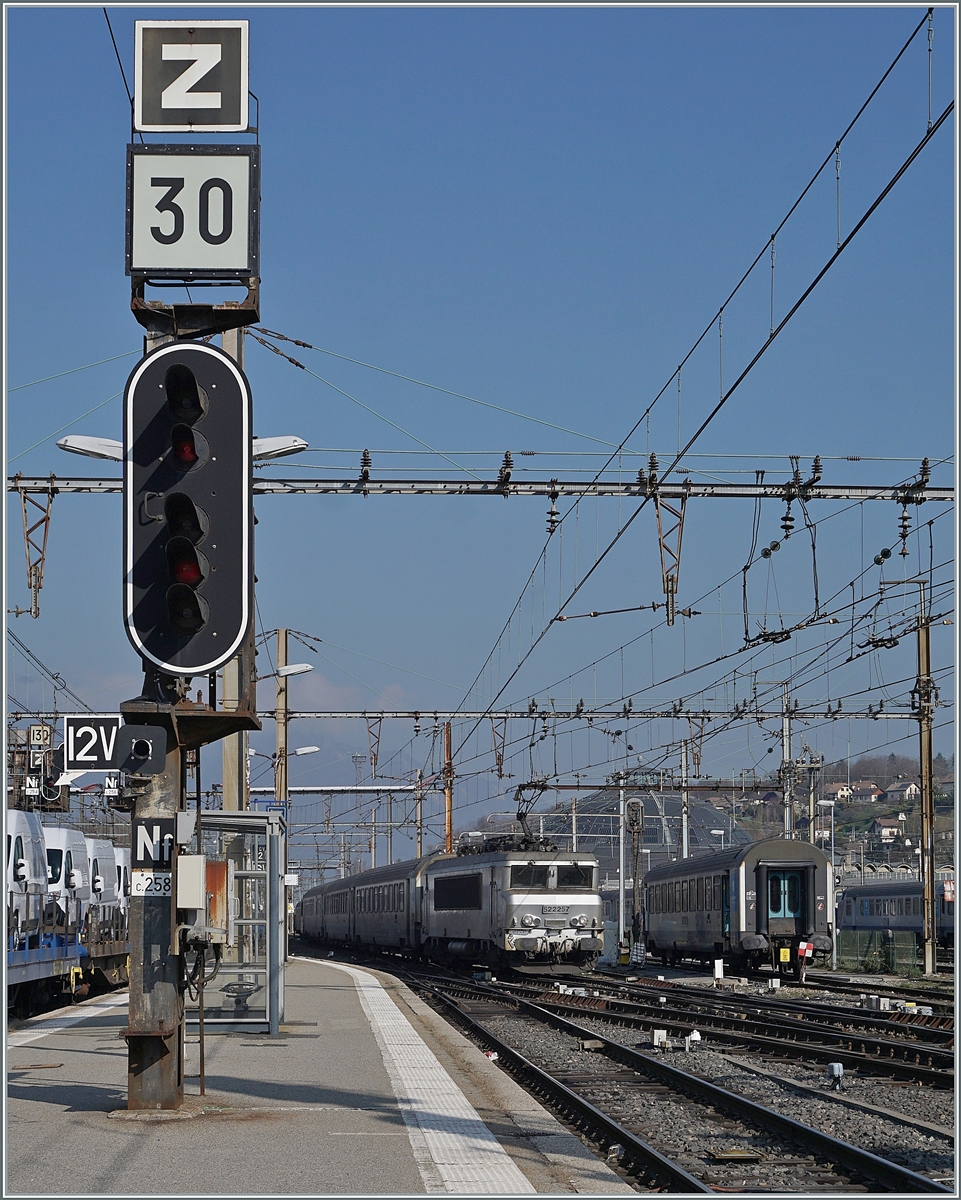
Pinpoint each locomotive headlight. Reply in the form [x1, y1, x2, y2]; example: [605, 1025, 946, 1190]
[521, 914, 535, 928]
[533, 916, 542, 926]
[572, 914, 588, 927]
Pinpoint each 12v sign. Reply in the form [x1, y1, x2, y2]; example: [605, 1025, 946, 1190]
[63, 715, 122, 772]
[126, 144, 260, 279]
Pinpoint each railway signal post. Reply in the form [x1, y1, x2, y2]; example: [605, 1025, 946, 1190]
[121, 18, 261, 1108]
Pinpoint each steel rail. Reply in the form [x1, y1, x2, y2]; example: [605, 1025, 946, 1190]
[603, 976, 954, 1044]
[419, 983, 713, 1193]
[523, 990, 954, 1082]
[801, 972, 955, 1010]
[491, 989, 952, 1193]
[454, 976, 953, 1085]
[6, 475, 955, 501]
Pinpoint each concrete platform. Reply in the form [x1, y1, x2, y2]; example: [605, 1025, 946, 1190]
[6, 954, 634, 1195]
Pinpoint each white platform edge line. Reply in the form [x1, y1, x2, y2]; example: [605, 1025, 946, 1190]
[325, 962, 536, 1195]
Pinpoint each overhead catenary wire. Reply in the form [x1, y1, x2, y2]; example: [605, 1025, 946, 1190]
[8, 348, 140, 393]
[442, 15, 948, 732]
[247, 332, 483, 481]
[102, 7, 143, 144]
[9, 390, 124, 464]
[7, 631, 94, 713]
[252, 327, 620, 450]
[450, 100, 954, 760]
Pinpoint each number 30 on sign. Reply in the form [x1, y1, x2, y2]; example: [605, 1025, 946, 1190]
[126, 144, 259, 279]
[132, 871, 173, 897]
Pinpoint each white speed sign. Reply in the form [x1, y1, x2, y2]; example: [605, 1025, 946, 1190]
[126, 144, 259, 279]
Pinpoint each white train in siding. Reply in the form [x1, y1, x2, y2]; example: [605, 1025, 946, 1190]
[295, 838, 604, 975]
[7, 810, 130, 1016]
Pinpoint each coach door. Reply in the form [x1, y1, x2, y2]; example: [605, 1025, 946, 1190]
[768, 870, 804, 935]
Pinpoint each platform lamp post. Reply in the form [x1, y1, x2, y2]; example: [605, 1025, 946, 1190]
[818, 799, 836, 969]
[249, 738, 319, 955]
[711, 828, 726, 850]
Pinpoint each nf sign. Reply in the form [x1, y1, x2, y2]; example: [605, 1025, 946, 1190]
[126, 145, 259, 279]
[135, 21, 248, 133]
[63, 716, 122, 772]
[133, 818, 176, 868]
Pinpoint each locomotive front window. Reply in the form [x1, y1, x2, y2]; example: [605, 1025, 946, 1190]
[769, 876, 782, 915]
[557, 864, 594, 889]
[510, 865, 549, 889]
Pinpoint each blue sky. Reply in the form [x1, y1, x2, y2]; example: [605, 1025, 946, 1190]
[5, 6, 955, 862]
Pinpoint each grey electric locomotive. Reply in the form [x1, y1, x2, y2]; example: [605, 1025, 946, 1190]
[295, 837, 604, 974]
[644, 837, 833, 980]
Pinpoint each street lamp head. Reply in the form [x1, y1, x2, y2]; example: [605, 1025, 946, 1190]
[293, 745, 319, 756]
[277, 663, 313, 678]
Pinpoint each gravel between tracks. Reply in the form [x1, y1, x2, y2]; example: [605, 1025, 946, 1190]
[483, 1012, 954, 1185]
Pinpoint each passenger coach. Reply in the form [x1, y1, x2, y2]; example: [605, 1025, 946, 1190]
[837, 878, 955, 948]
[644, 837, 833, 979]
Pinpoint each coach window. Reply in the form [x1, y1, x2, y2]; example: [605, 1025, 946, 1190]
[696, 878, 704, 911]
[713, 876, 721, 911]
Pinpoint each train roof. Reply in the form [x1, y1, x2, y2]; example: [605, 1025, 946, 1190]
[298, 845, 601, 901]
[643, 837, 830, 882]
[838, 878, 952, 895]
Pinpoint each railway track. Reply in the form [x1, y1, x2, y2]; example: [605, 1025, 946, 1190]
[596, 963, 955, 1014]
[411, 974, 950, 1194]
[590, 973, 955, 1041]
[465, 979, 950, 1094]
[800, 972, 954, 1011]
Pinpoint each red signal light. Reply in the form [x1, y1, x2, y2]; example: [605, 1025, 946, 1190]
[172, 425, 199, 465]
[173, 556, 202, 586]
[166, 536, 206, 588]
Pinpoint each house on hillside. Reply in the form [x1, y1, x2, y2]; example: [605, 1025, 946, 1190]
[850, 781, 883, 803]
[868, 817, 902, 843]
[823, 782, 852, 802]
[883, 780, 920, 803]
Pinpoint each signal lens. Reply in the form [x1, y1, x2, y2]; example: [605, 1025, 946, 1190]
[165, 365, 207, 423]
[166, 536, 206, 587]
[172, 424, 199, 465]
[166, 584, 208, 634]
[164, 494, 207, 544]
